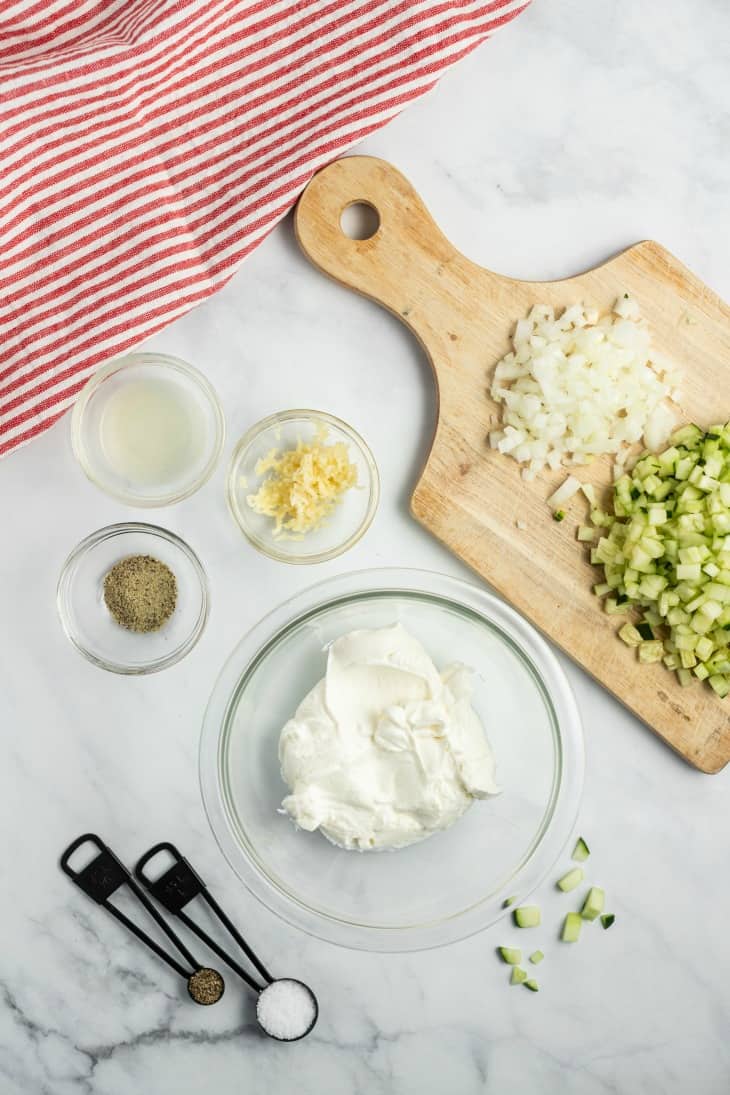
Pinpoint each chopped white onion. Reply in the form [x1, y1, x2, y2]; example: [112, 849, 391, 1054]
[548, 474, 581, 508]
[643, 402, 676, 452]
[489, 296, 678, 475]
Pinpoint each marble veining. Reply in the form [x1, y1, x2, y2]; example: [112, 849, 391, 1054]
[1, 0, 729, 1092]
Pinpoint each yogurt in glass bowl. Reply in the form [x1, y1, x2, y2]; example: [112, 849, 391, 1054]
[200, 568, 584, 952]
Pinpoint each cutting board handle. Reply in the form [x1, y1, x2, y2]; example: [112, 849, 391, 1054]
[295, 156, 466, 321]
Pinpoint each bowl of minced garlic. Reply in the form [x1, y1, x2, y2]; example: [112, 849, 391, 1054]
[227, 410, 379, 564]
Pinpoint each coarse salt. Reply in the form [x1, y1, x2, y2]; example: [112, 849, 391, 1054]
[256, 979, 317, 1041]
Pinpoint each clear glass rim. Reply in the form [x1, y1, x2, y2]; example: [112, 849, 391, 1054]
[199, 567, 584, 952]
[57, 521, 210, 675]
[70, 352, 226, 507]
[226, 409, 380, 564]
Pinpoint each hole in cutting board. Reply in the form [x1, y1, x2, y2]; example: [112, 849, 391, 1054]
[340, 202, 380, 240]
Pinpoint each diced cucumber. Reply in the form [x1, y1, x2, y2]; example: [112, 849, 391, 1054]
[523, 979, 539, 992]
[588, 421, 730, 698]
[510, 967, 527, 985]
[513, 906, 541, 928]
[709, 674, 730, 698]
[619, 624, 642, 647]
[671, 424, 703, 447]
[529, 951, 544, 965]
[600, 914, 615, 930]
[498, 947, 522, 965]
[581, 887, 605, 921]
[557, 867, 583, 892]
[572, 837, 590, 862]
[561, 912, 582, 942]
[503, 896, 517, 908]
[639, 640, 664, 663]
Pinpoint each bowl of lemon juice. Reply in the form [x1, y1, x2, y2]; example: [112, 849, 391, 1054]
[71, 353, 225, 506]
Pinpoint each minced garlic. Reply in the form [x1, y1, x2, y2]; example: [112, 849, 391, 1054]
[246, 432, 357, 537]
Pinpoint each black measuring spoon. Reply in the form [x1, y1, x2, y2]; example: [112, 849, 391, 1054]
[60, 834, 225, 1006]
[135, 842, 318, 1041]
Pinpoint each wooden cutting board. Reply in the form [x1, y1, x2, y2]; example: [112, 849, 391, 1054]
[294, 156, 730, 773]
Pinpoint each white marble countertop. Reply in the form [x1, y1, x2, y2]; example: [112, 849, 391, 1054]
[1, 1, 729, 1092]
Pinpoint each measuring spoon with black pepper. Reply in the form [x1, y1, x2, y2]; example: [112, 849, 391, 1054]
[60, 834, 225, 1006]
[134, 842, 318, 1040]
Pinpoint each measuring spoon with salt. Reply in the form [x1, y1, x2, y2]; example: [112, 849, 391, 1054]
[134, 842, 319, 1041]
[60, 835, 225, 1006]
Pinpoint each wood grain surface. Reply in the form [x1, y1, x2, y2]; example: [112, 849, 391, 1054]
[295, 156, 730, 772]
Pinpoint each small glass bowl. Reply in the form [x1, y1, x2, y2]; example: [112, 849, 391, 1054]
[71, 353, 225, 507]
[57, 523, 209, 674]
[227, 410, 379, 564]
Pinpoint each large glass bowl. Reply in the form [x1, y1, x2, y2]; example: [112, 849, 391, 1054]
[200, 569, 583, 952]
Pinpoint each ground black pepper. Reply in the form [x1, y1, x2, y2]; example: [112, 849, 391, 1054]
[188, 967, 225, 1006]
[103, 554, 177, 633]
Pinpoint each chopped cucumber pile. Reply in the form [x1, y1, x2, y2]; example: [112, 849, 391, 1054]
[561, 912, 582, 942]
[510, 967, 527, 985]
[587, 421, 730, 697]
[498, 947, 522, 965]
[581, 887, 605, 921]
[572, 836, 590, 862]
[513, 906, 541, 928]
[601, 914, 615, 930]
[529, 951, 544, 965]
[557, 867, 583, 892]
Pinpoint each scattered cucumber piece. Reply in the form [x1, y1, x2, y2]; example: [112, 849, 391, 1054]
[601, 914, 615, 930]
[571, 837, 590, 862]
[581, 887, 605, 921]
[510, 967, 527, 985]
[524, 979, 539, 992]
[561, 912, 582, 942]
[553, 510, 566, 522]
[498, 947, 522, 965]
[529, 951, 544, 965]
[513, 906, 541, 928]
[557, 867, 583, 892]
[503, 895, 517, 908]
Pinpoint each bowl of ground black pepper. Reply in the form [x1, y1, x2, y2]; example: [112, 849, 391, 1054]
[57, 523, 209, 674]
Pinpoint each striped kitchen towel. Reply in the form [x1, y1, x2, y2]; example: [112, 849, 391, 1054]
[0, 0, 528, 459]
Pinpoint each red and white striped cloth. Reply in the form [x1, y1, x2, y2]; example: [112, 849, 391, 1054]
[0, 0, 528, 459]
